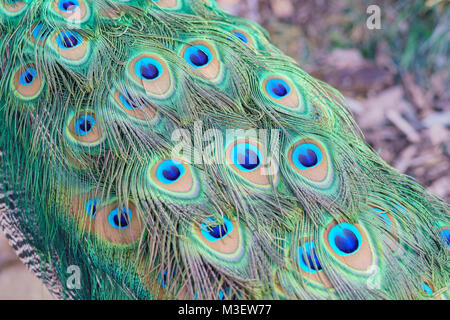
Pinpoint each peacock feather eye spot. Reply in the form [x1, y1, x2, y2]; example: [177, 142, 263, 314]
[292, 143, 322, 170]
[149, 158, 198, 198]
[32, 24, 51, 40]
[140, 63, 159, 80]
[208, 224, 228, 239]
[302, 251, 322, 271]
[156, 160, 185, 184]
[200, 217, 233, 242]
[74, 114, 95, 136]
[335, 229, 359, 253]
[273, 84, 287, 96]
[108, 207, 132, 229]
[329, 223, 362, 256]
[298, 242, 322, 273]
[267, 78, 290, 99]
[233, 31, 248, 43]
[68, 111, 103, 146]
[32, 24, 42, 36]
[298, 148, 318, 167]
[19, 68, 37, 86]
[3, 0, 27, 14]
[119, 92, 140, 109]
[56, 30, 81, 49]
[237, 148, 260, 170]
[184, 45, 212, 68]
[85, 198, 100, 218]
[63, 35, 78, 47]
[232, 142, 262, 172]
[440, 229, 450, 248]
[134, 57, 163, 81]
[12, 64, 43, 100]
[262, 75, 302, 111]
[58, 0, 79, 11]
[163, 165, 180, 181]
[421, 283, 433, 295]
[190, 50, 208, 66]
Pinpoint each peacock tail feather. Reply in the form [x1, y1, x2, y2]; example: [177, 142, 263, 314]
[0, 0, 448, 300]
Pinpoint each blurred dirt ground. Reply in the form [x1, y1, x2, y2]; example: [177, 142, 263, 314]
[0, 0, 449, 299]
[0, 232, 53, 299]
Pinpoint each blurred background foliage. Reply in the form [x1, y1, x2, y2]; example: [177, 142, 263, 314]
[220, 0, 449, 84]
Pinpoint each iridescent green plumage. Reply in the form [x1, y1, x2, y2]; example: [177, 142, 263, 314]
[0, 0, 448, 300]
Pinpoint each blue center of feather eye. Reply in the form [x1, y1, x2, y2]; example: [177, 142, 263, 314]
[19, 68, 37, 86]
[292, 143, 323, 170]
[209, 224, 228, 239]
[266, 78, 291, 99]
[190, 50, 209, 66]
[74, 114, 95, 136]
[441, 229, 450, 248]
[237, 147, 260, 171]
[328, 223, 362, 256]
[58, 0, 79, 11]
[163, 165, 180, 181]
[233, 32, 248, 43]
[200, 217, 233, 242]
[232, 142, 262, 172]
[56, 30, 82, 49]
[32, 24, 51, 40]
[108, 207, 132, 229]
[273, 84, 287, 96]
[135, 57, 163, 81]
[335, 229, 359, 253]
[298, 148, 318, 167]
[156, 160, 185, 185]
[421, 283, 433, 295]
[63, 35, 78, 47]
[184, 45, 212, 68]
[119, 92, 140, 109]
[85, 198, 100, 218]
[140, 63, 159, 80]
[297, 242, 322, 273]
